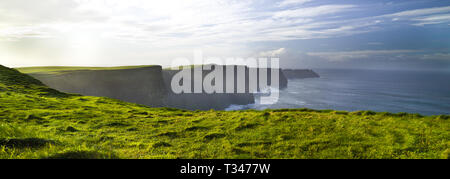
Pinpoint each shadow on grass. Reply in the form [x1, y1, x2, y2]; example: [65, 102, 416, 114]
[46, 151, 119, 159]
[0, 138, 55, 148]
[203, 133, 226, 141]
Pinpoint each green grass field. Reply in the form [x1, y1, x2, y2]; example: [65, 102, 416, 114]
[1, 65, 449, 159]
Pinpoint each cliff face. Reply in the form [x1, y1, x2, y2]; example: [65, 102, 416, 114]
[248, 67, 288, 90]
[29, 66, 167, 107]
[161, 65, 288, 110]
[163, 65, 251, 110]
[282, 69, 320, 79]
[163, 65, 288, 92]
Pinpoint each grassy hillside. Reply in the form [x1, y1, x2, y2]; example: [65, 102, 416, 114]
[0, 65, 449, 159]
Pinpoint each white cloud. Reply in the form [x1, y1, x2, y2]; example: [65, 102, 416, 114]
[259, 48, 286, 57]
[273, 5, 356, 18]
[412, 14, 450, 26]
[388, 6, 450, 17]
[0, 26, 50, 40]
[385, 6, 450, 26]
[278, 0, 312, 7]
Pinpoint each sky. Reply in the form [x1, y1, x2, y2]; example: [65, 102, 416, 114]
[0, 0, 449, 70]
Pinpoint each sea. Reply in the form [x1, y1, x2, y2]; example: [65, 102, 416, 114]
[226, 69, 450, 116]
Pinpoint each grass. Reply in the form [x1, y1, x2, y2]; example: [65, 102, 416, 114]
[1, 65, 449, 159]
[15, 65, 158, 75]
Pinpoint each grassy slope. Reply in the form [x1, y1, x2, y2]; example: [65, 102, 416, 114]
[16, 65, 158, 75]
[1, 65, 449, 159]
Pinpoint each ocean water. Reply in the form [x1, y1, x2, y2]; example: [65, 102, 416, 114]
[227, 69, 450, 116]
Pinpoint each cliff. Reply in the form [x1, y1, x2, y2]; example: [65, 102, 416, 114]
[163, 64, 288, 92]
[22, 65, 287, 110]
[249, 67, 288, 90]
[161, 65, 288, 110]
[282, 69, 320, 79]
[28, 66, 167, 107]
[19, 65, 290, 110]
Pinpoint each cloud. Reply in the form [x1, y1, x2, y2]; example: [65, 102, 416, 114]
[388, 6, 450, 17]
[0, 26, 40, 40]
[273, 5, 356, 18]
[1, 0, 449, 68]
[278, 0, 312, 7]
[259, 48, 286, 57]
[0, 1, 360, 45]
[419, 53, 450, 60]
[384, 6, 450, 26]
[1, 1, 449, 46]
[411, 14, 450, 26]
[0, 0, 107, 24]
[307, 50, 419, 61]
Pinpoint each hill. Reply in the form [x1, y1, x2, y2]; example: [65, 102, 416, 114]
[0, 65, 449, 159]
